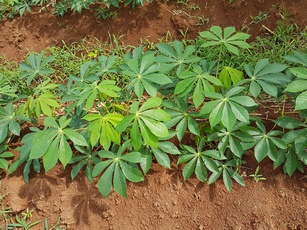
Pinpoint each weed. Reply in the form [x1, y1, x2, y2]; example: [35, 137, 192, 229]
[249, 11, 269, 25]
[249, 166, 266, 182]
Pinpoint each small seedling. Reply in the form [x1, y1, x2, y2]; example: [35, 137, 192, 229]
[249, 166, 266, 182]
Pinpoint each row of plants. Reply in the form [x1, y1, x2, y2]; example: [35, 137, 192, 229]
[0, 0, 150, 20]
[0, 25, 306, 198]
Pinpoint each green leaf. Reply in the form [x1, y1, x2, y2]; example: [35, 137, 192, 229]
[295, 91, 307, 110]
[182, 157, 197, 180]
[195, 158, 207, 182]
[8, 120, 21, 136]
[208, 170, 222, 184]
[43, 136, 60, 172]
[284, 80, 307, 93]
[290, 67, 307, 79]
[120, 161, 144, 182]
[0, 124, 8, 143]
[29, 130, 58, 159]
[44, 116, 59, 128]
[152, 147, 170, 168]
[141, 117, 169, 137]
[254, 138, 268, 162]
[209, 102, 224, 128]
[140, 153, 152, 174]
[92, 159, 113, 177]
[159, 142, 181, 155]
[71, 160, 86, 181]
[285, 151, 297, 176]
[98, 163, 115, 197]
[131, 120, 143, 150]
[140, 109, 171, 122]
[120, 152, 141, 163]
[203, 157, 219, 173]
[58, 136, 72, 168]
[139, 97, 162, 112]
[113, 164, 127, 198]
[223, 169, 232, 192]
[249, 81, 262, 98]
[229, 136, 243, 158]
[64, 129, 88, 146]
[116, 115, 135, 133]
[232, 171, 245, 186]
[0, 158, 9, 170]
[221, 103, 236, 130]
[229, 101, 249, 123]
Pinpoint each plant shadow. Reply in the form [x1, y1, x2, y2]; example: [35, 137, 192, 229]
[71, 175, 108, 225]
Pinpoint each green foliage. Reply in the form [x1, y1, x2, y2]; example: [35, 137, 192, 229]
[175, 61, 223, 108]
[200, 86, 257, 130]
[219, 66, 243, 89]
[70, 143, 100, 182]
[199, 26, 251, 56]
[140, 141, 181, 173]
[208, 158, 245, 192]
[163, 96, 199, 141]
[121, 47, 172, 98]
[1, 26, 307, 198]
[83, 112, 123, 149]
[117, 97, 171, 150]
[177, 137, 226, 182]
[275, 116, 307, 175]
[17, 79, 60, 118]
[243, 119, 287, 163]
[156, 40, 201, 75]
[0, 145, 14, 170]
[29, 116, 88, 171]
[92, 140, 144, 197]
[239, 59, 288, 98]
[249, 166, 266, 182]
[285, 67, 307, 110]
[0, 102, 28, 144]
[19, 52, 55, 86]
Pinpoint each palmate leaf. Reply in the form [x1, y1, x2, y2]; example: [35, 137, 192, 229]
[219, 67, 244, 89]
[121, 51, 173, 98]
[178, 138, 221, 182]
[93, 140, 144, 197]
[175, 65, 222, 108]
[156, 40, 201, 75]
[19, 52, 55, 86]
[240, 59, 288, 98]
[29, 117, 88, 171]
[201, 87, 257, 129]
[83, 113, 123, 149]
[199, 26, 251, 55]
[116, 97, 171, 150]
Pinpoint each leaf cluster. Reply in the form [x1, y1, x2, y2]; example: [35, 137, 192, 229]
[0, 26, 306, 197]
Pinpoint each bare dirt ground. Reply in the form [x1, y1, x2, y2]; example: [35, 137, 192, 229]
[0, 0, 307, 229]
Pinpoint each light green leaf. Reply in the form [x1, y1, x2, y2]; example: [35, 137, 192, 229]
[141, 117, 169, 137]
[295, 91, 307, 110]
[139, 97, 162, 112]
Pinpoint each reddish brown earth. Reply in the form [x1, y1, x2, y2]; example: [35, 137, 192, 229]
[0, 0, 307, 229]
